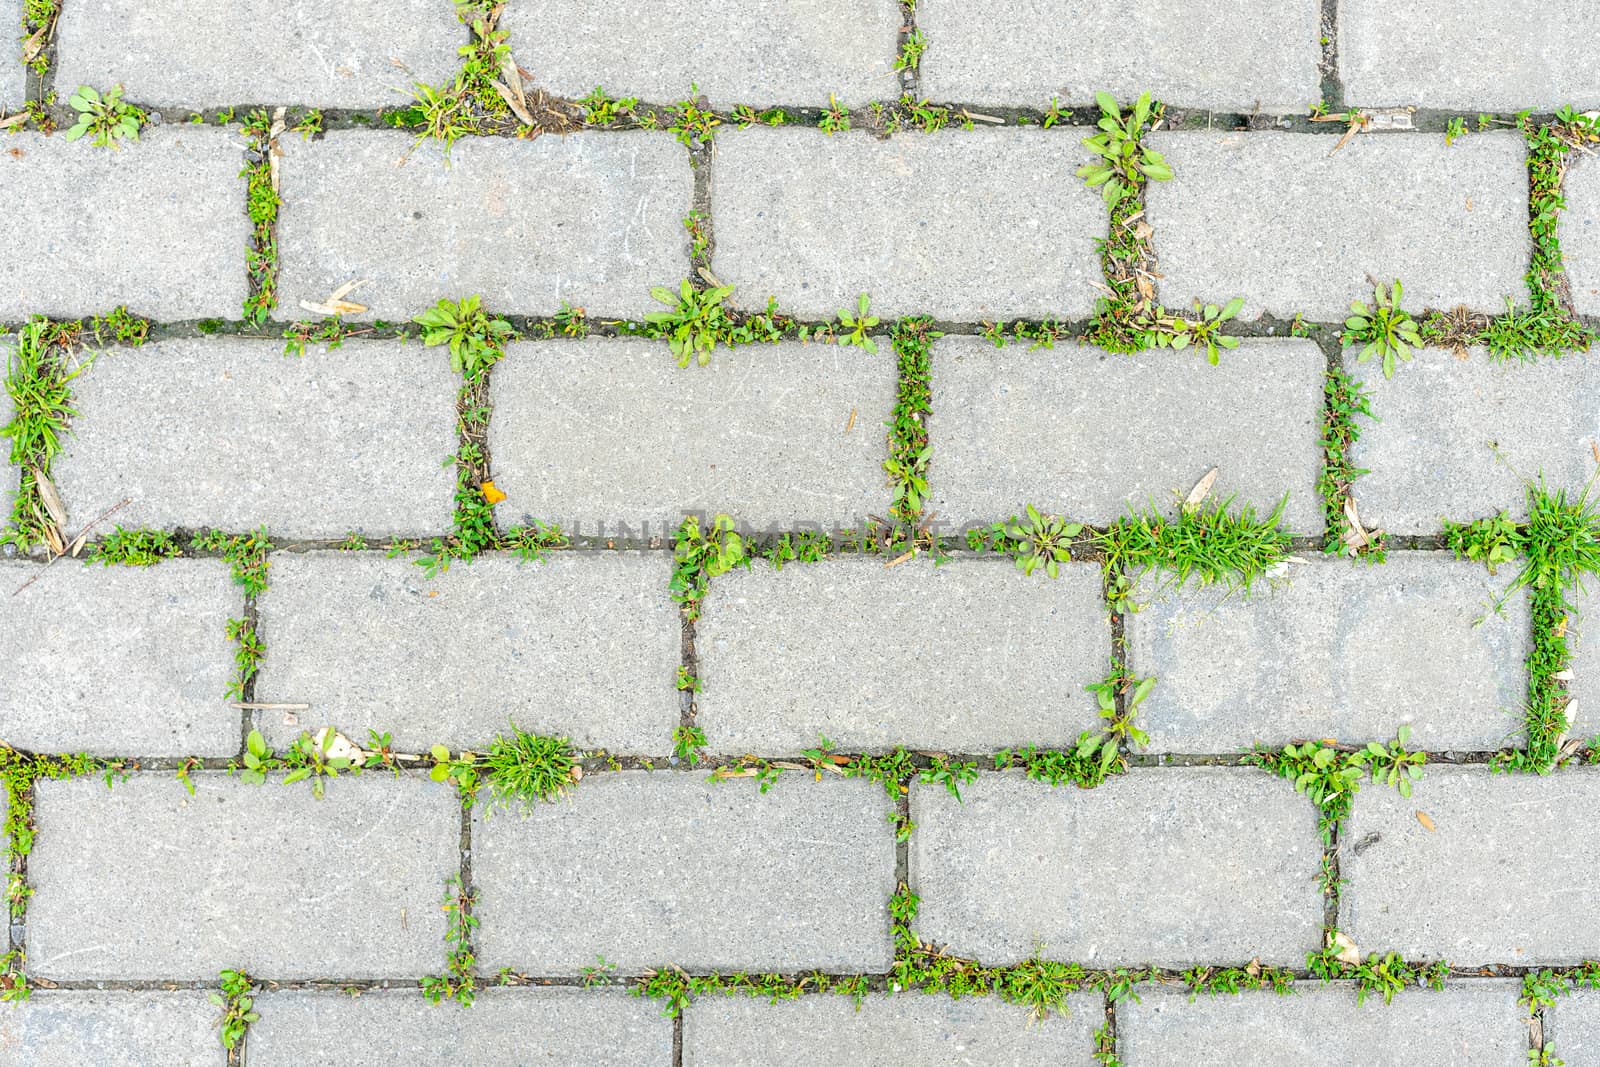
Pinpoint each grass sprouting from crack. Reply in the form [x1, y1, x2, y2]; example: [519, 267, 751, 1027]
[670, 514, 747, 620]
[1319, 368, 1385, 560]
[421, 876, 478, 1006]
[1096, 496, 1291, 608]
[2, 317, 90, 551]
[885, 318, 937, 525]
[87, 527, 181, 566]
[429, 728, 579, 809]
[240, 110, 279, 325]
[1444, 479, 1600, 772]
[211, 968, 258, 1053]
[1306, 934, 1448, 1005]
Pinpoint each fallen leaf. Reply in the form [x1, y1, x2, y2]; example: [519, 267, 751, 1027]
[1416, 811, 1436, 832]
[1332, 930, 1360, 965]
[31, 467, 67, 529]
[1184, 468, 1218, 512]
[481, 480, 508, 505]
[491, 78, 537, 127]
[1245, 957, 1261, 977]
[20, 24, 47, 64]
[313, 726, 362, 763]
[569, 765, 583, 782]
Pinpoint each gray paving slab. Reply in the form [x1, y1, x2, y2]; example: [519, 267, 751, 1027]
[917, 0, 1320, 114]
[55, 0, 461, 108]
[502, 0, 900, 108]
[683, 992, 1101, 1066]
[1351, 348, 1600, 534]
[1124, 554, 1531, 753]
[0, 990, 218, 1067]
[488, 338, 894, 534]
[0, 558, 238, 755]
[1340, 765, 1600, 966]
[910, 768, 1323, 967]
[927, 335, 1324, 533]
[249, 988, 673, 1065]
[1550, 990, 1600, 1065]
[696, 557, 1108, 753]
[0, 127, 249, 320]
[277, 131, 690, 321]
[1341, 0, 1600, 111]
[1567, 154, 1600, 318]
[473, 772, 896, 974]
[255, 551, 679, 754]
[711, 126, 1105, 320]
[1146, 131, 1529, 321]
[51, 337, 457, 538]
[2, 0, 23, 112]
[1570, 586, 1600, 742]
[1120, 981, 1525, 1066]
[27, 772, 459, 979]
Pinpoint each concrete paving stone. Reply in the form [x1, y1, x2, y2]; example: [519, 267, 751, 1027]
[1351, 348, 1600, 533]
[2, 0, 23, 112]
[502, 0, 900, 108]
[711, 126, 1105, 320]
[1570, 586, 1600, 743]
[1566, 155, 1600, 318]
[917, 0, 1320, 114]
[255, 551, 679, 754]
[910, 768, 1322, 967]
[697, 557, 1107, 754]
[1550, 990, 1600, 1065]
[0, 558, 238, 756]
[683, 992, 1101, 1066]
[488, 338, 894, 534]
[277, 131, 690, 321]
[1341, 765, 1600, 965]
[473, 772, 895, 974]
[55, 0, 461, 108]
[0, 990, 218, 1067]
[1120, 981, 1525, 1066]
[50, 337, 457, 538]
[1341, 0, 1600, 111]
[0, 127, 248, 320]
[1124, 553, 1531, 753]
[927, 335, 1324, 533]
[27, 772, 458, 979]
[249, 988, 673, 1065]
[1146, 131, 1529, 321]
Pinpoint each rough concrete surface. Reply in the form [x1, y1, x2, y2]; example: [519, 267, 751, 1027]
[928, 335, 1325, 532]
[696, 557, 1108, 753]
[712, 126, 1105, 319]
[51, 337, 458, 538]
[1147, 131, 1529, 320]
[1124, 553, 1531, 752]
[910, 769, 1323, 967]
[0, 990, 219, 1067]
[489, 338, 895, 533]
[1565, 154, 1600, 317]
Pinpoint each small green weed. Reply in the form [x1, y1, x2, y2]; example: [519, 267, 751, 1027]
[240, 110, 279, 324]
[1306, 934, 1448, 1005]
[87, 527, 180, 567]
[667, 86, 720, 146]
[210, 969, 258, 1051]
[1344, 280, 1422, 378]
[2, 317, 89, 550]
[415, 295, 516, 381]
[421, 876, 478, 1006]
[671, 514, 748, 619]
[64, 85, 144, 147]
[1077, 92, 1172, 206]
[819, 95, 850, 134]
[896, 29, 927, 71]
[884, 318, 938, 525]
[647, 280, 738, 367]
[1319, 369, 1384, 559]
[579, 86, 637, 126]
[836, 293, 879, 353]
[1142, 298, 1244, 365]
[88, 306, 150, 346]
[1445, 116, 1467, 145]
[673, 724, 709, 767]
[191, 527, 273, 594]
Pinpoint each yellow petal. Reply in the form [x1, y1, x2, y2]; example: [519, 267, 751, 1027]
[481, 480, 507, 505]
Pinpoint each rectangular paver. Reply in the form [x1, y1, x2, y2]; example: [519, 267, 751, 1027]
[0, 990, 218, 1066]
[0, 128, 249, 319]
[278, 131, 690, 320]
[696, 558, 1108, 753]
[683, 992, 1100, 1066]
[1551, 990, 1600, 1065]
[1146, 131, 1529, 320]
[918, 0, 1320, 113]
[1125, 554, 1530, 752]
[1340, 765, 1600, 965]
[255, 552, 679, 754]
[473, 773, 896, 974]
[1350, 348, 1600, 533]
[56, 0, 461, 108]
[928, 336, 1324, 532]
[910, 768, 1323, 967]
[1121, 982, 1525, 1066]
[488, 338, 894, 534]
[1341, 0, 1600, 111]
[1566, 155, 1600, 318]
[502, 0, 900, 107]
[249, 988, 672, 1065]
[51, 338, 457, 538]
[712, 127, 1105, 320]
[27, 773, 458, 979]
[0, 559, 237, 756]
